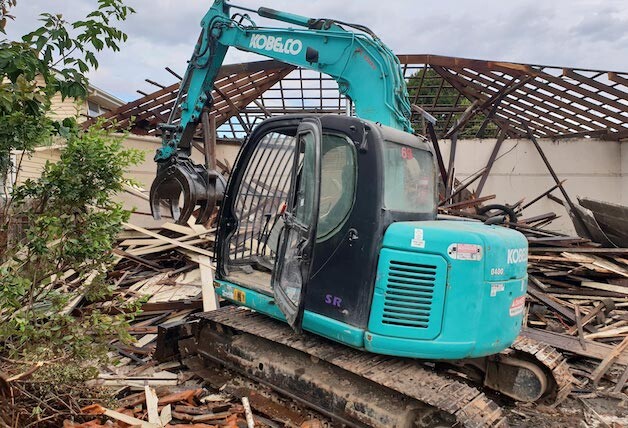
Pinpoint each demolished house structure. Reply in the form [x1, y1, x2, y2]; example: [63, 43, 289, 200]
[10, 54, 628, 426]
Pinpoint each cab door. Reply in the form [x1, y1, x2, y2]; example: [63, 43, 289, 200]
[271, 118, 322, 330]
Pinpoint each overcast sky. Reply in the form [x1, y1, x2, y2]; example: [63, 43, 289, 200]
[5, 0, 628, 101]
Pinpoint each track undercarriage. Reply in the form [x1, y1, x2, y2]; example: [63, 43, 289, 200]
[161, 306, 574, 428]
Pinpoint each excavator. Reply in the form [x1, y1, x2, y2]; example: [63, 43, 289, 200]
[149, 1, 572, 426]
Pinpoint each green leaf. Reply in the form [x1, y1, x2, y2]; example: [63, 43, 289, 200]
[92, 38, 103, 50]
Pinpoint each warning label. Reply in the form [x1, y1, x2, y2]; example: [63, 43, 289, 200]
[411, 228, 425, 248]
[447, 243, 483, 261]
[509, 296, 526, 317]
[490, 283, 504, 297]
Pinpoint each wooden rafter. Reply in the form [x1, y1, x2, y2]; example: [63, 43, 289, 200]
[87, 55, 628, 141]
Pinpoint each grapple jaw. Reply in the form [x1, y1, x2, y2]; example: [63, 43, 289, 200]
[150, 156, 226, 225]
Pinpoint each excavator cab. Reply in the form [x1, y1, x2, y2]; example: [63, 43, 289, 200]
[215, 114, 528, 359]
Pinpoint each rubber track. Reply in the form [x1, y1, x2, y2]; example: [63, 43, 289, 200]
[510, 336, 573, 405]
[196, 307, 507, 428]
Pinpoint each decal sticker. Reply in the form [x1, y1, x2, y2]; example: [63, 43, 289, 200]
[233, 288, 246, 303]
[325, 294, 343, 307]
[249, 34, 303, 55]
[490, 267, 504, 276]
[507, 247, 528, 264]
[490, 283, 504, 297]
[447, 243, 483, 261]
[401, 146, 414, 160]
[509, 296, 526, 317]
[411, 228, 425, 248]
[222, 285, 234, 299]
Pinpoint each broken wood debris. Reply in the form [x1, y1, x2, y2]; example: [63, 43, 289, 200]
[437, 176, 627, 395]
[521, 246, 628, 393]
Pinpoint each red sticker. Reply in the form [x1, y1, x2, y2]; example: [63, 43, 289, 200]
[509, 296, 526, 317]
[401, 147, 413, 160]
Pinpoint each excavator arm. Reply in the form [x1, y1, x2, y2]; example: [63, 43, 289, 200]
[150, 0, 412, 224]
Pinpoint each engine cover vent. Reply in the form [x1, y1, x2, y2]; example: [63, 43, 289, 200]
[368, 249, 448, 340]
[382, 260, 437, 328]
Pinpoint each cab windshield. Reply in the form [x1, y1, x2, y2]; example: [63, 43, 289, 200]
[382, 141, 436, 213]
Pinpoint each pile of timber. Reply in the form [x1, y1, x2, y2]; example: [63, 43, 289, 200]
[72, 386, 248, 427]
[523, 246, 628, 394]
[71, 378, 322, 427]
[76, 221, 326, 427]
[439, 192, 595, 247]
[441, 195, 627, 394]
[92, 220, 218, 367]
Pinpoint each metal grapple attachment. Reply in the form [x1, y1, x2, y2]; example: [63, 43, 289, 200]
[150, 157, 226, 225]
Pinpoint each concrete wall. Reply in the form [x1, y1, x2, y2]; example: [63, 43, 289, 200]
[12, 132, 625, 234]
[9, 134, 242, 228]
[439, 137, 626, 234]
[131, 136, 623, 235]
[120, 134, 241, 228]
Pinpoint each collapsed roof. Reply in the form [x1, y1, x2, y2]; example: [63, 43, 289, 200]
[86, 54, 628, 141]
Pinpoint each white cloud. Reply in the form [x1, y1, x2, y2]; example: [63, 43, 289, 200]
[4, 0, 628, 101]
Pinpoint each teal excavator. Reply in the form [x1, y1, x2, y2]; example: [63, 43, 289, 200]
[150, 2, 572, 426]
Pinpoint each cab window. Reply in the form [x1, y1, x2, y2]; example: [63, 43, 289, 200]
[317, 134, 356, 239]
[383, 141, 435, 213]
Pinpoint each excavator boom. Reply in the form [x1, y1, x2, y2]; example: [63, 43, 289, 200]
[150, 0, 412, 224]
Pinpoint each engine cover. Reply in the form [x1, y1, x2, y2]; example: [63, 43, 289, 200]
[366, 220, 528, 359]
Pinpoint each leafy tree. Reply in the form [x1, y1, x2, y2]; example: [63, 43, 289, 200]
[407, 68, 498, 138]
[1, 123, 143, 358]
[0, 0, 142, 358]
[0, 4, 148, 426]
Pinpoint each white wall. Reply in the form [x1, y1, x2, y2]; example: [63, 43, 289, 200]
[439, 137, 626, 234]
[120, 134, 241, 228]
[15, 132, 624, 235]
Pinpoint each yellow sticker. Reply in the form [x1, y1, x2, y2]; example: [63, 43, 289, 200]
[233, 289, 246, 303]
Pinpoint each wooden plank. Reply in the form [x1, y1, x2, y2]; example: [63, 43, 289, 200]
[520, 328, 628, 365]
[440, 194, 496, 210]
[445, 131, 457, 198]
[566, 300, 615, 335]
[561, 252, 628, 278]
[614, 365, 628, 393]
[590, 336, 628, 385]
[199, 255, 218, 312]
[103, 407, 158, 428]
[585, 326, 628, 340]
[574, 304, 587, 350]
[120, 238, 164, 246]
[581, 281, 628, 296]
[113, 248, 164, 271]
[527, 282, 586, 327]
[528, 247, 628, 254]
[123, 222, 213, 257]
[129, 237, 211, 257]
[135, 334, 158, 348]
[161, 222, 196, 235]
[145, 385, 160, 424]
